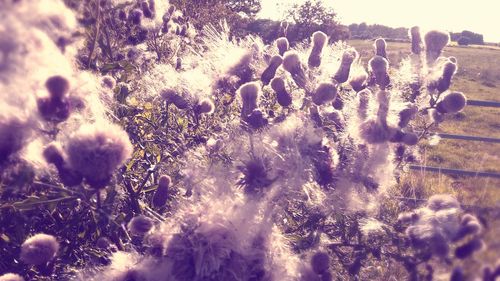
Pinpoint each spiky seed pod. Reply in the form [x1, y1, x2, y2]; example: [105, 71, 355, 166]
[180, 25, 188, 36]
[333, 50, 357, 84]
[161, 89, 189, 109]
[20, 234, 59, 265]
[96, 237, 116, 251]
[410, 26, 423, 55]
[455, 238, 484, 259]
[283, 51, 308, 89]
[431, 234, 450, 257]
[152, 175, 170, 208]
[398, 105, 418, 128]
[246, 109, 268, 130]
[276, 37, 289, 56]
[429, 108, 445, 123]
[402, 132, 418, 146]
[168, 4, 176, 15]
[482, 266, 493, 281]
[312, 83, 337, 105]
[101, 75, 116, 90]
[238, 82, 260, 118]
[45, 75, 70, 100]
[37, 97, 70, 123]
[357, 89, 371, 120]
[349, 71, 368, 92]
[195, 98, 215, 115]
[427, 194, 460, 210]
[436, 92, 467, 114]
[261, 55, 283, 85]
[369, 55, 390, 88]
[439, 62, 457, 91]
[141, 1, 153, 18]
[374, 38, 387, 58]
[43, 143, 64, 167]
[237, 155, 273, 194]
[0, 273, 24, 281]
[311, 252, 330, 274]
[454, 215, 482, 241]
[397, 212, 419, 225]
[429, 62, 457, 93]
[308, 31, 328, 68]
[66, 124, 133, 189]
[270, 77, 292, 107]
[332, 96, 343, 110]
[128, 215, 154, 236]
[176, 57, 182, 70]
[360, 119, 392, 144]
[450, 267, 465, 281]
[129, 8, 143, 25]
[118, 9, 127, 21]
[390, 130, 405, 143]
[425, 30, 450, 64]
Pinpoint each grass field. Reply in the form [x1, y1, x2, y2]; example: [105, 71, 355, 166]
[349, 40, 500, 267]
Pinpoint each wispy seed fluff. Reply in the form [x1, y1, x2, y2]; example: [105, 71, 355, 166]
[374, 38, 387, 59]
[333, 49, 357, 84]
[20, 233, 59, 265]
[282, 51, 308, 89]
[128, 215, 154, 236]
[308, 31, 328, 68]
[349, 70, 368, 92]
[424, 30, 450, 65]
[276, 37, 289, 56]
[65, 123, 133, 188]
[152, 175, 171, 208]
[261, 55, 283, 85]
[271, 77, 292, 107]
[369, 55, 390, 88]
[238, 82, 260, 118]
[436, 91, 467, 113]
[195, 98, 215, 115]
[0, 273, 24, 281]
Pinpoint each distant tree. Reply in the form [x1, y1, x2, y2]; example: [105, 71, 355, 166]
[451, 30, 484, 45]
[170, 0, 261, 30]
[286, 0, 347, 42]
[457, 36, 470, 46]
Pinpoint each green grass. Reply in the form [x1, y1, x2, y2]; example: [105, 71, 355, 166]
[349, 39, 500, 267]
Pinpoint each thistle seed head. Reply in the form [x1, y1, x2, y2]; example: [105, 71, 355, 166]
[312, 83, 337, 106]
[20, 233, 59, 265]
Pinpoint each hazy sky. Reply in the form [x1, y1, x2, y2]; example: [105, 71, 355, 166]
[258, 0, 500, 42]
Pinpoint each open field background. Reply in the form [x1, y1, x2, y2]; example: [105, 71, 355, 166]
[349, 40, 500, 266]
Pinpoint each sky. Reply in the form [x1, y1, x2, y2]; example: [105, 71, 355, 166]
[258, 0, 500, 43]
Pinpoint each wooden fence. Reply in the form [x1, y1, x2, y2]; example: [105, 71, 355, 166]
[409, 99, 500, 179]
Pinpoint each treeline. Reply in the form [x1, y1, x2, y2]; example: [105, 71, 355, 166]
[243, 19, 349, 44]
[450, 30, 484, 45]
[348, 23, 409, 40]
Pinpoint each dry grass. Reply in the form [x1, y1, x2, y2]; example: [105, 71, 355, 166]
[349, 39, 500, 268]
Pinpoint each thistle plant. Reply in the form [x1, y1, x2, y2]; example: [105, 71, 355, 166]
[0, 1, 491, 280]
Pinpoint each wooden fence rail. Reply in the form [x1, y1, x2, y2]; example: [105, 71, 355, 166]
[411, 99, 500, 179]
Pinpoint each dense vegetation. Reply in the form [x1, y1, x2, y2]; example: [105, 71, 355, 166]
[0, 1, 498, 281]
